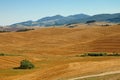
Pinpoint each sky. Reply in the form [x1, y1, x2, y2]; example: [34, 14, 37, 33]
[0, 0, 120, 26]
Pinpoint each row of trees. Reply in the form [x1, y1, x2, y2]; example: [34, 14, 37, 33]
[80, 52, 120, 57]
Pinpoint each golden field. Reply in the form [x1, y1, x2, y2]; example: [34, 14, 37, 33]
[0, 24, 120, 80]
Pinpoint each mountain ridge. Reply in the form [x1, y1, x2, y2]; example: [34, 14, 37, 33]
[10, 13, 120, 27]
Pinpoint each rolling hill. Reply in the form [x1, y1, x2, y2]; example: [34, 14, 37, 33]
[0, 25, 120, 55]
[0, 24, 120, 80]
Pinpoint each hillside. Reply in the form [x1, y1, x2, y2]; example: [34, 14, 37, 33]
[0, 24, 120, 80]
[0, 25, 120, 55]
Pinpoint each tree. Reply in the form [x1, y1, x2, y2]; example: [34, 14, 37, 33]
[86, 20, 96, 24]
[19, 59, 35, 69]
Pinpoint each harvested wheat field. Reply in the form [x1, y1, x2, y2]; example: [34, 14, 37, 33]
[0, 25, 120, 80]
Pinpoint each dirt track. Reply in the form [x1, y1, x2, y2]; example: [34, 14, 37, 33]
[68, 70, 120, 80]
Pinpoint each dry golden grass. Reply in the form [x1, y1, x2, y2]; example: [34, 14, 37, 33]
[0, 25, 120, 80]
[0, 25, 120, 55]
[0, 56, 24, 69]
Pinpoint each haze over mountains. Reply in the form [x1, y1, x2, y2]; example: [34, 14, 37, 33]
[10, 13, 120, 27]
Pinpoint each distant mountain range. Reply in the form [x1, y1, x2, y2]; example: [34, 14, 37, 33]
[10, 13, 120, 27]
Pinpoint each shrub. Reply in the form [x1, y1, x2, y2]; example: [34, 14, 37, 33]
[16, 28, 34, 32]
[79, 52, 120, 57]
[87, 52, 107, 56]
[0, 53, 5, 56]
[19, 59, 35, 69]
[80, 52, 107, 57]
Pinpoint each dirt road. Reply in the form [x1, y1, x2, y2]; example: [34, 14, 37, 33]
[68, 70, 120, 80]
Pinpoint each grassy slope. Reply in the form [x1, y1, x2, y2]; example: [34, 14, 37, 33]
[0, 25, 120, 55]
[0, 25, 120, 80]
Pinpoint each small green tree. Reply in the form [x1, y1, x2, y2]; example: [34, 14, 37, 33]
[19, 59, 34, 69]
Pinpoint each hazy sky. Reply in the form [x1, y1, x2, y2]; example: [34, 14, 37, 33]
[0, 0, 120, 25]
